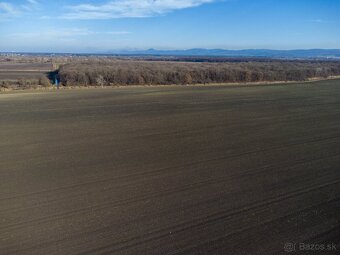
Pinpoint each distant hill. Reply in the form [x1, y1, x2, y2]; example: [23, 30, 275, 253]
[108, 49, 340, 59]
[2, 49, 340, 60]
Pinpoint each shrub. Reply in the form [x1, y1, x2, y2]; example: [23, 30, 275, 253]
[39, 75, 52, 87]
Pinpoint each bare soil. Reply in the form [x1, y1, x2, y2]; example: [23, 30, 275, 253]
[1, 79, 339, 254]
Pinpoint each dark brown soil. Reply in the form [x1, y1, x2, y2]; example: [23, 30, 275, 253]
[1, 80, 339, 254]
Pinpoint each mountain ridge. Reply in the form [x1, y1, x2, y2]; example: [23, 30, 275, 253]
[107, 48, 340, 59]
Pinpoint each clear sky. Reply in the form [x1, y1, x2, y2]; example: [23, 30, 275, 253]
[0, 0, 339, 53]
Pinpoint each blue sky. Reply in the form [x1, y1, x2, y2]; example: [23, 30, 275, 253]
[0, 0, 339, 53]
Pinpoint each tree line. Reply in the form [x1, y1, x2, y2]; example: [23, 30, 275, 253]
[58, 59, 340, 86]
[1, 57, 340, 89]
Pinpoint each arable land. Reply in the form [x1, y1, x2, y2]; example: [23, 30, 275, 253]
[0, 61, 52, 88]
[1, 79, 340, 254]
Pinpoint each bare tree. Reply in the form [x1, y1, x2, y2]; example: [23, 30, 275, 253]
[95, 75, 105, 87]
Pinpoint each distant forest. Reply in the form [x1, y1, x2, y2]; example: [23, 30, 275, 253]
[58, 59, 340, 86]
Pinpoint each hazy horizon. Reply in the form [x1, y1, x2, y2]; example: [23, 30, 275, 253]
[2, 48, 340, 55]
